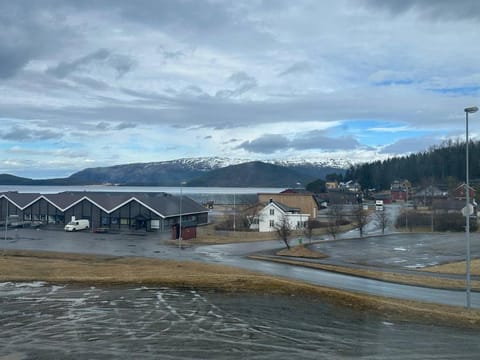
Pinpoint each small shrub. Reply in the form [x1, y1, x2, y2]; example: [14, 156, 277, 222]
[395, 210, 478, 232]
[434, 213, 478, 232]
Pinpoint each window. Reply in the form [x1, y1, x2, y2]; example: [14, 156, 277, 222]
[269, 220, 275, 227]
[270, 209, 274, 215]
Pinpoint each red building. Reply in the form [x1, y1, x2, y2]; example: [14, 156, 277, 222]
[390, 180, 410, 202]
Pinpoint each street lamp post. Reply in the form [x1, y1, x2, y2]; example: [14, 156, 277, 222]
[4, 200, 8, 241]
[178, 181, 186, 249]
[465, 106, 478, 309]
[233, 193, 236, 232]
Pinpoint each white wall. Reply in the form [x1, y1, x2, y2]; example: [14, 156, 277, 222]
[256, 202, 309, 232]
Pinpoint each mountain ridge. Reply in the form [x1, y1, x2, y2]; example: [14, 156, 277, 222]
[0, 157, 347, 187]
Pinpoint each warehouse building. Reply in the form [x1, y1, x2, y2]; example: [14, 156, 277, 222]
[0, 191, 208, 233]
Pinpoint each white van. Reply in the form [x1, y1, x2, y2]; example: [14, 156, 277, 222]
[64, 219, 90, 232]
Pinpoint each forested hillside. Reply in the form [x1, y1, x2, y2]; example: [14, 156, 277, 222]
[345, 140, 479, 190]
[187, 161, 312, 187]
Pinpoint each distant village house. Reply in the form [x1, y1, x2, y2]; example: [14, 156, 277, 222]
[250, 199, 309, 232]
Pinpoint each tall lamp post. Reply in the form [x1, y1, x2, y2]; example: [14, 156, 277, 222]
[233, 193, 237, 232]
[4, 199, 9, 241]
[296, 182, 304, 231]
[465, 106, 478, 309]
[178, 181, 186, 249]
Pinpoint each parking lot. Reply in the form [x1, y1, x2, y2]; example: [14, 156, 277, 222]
[313, 232, 475, 269]
[0, 227, 181, 259]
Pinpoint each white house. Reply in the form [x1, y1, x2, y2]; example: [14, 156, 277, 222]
[251, 200, 310, 232]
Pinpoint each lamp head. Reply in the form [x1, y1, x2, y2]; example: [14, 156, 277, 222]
[465, 106, 479, 114]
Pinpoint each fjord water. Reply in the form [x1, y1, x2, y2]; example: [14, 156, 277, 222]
[0, 184, 285, 205]
[0, 185, 285, 195]
[2, 283, 479, 359]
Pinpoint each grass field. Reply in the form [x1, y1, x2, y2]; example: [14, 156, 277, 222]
[1, 248, 480, 328]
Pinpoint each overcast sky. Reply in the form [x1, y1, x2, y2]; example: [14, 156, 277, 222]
[1, 0, 480, 178]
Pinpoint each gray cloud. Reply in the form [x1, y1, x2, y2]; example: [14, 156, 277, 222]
[292, 130, 361, 150]
[363, 0, 480, 20]
[158, 46, 185, 60]
[1, 126, 62, 141]
[114, 122, 136, 130]
[380, 136, 439, 154]
[71, 76, 111, 90]
[216, 71, 258, 98]
[0, 83, 464, 135]
[108, 54, 137, 78]
[96, 122, 110, 131]
[0, 47, 32, 79]
[237, 134, 289, 154]
[236, 131, 363, 154]
[47, 49, 109, 78]
[279, 61, 314, 77]
[0, 2, 76, 79]
[95, 121, 136, 131]
[46, 48, 136, 79]
[7, 146, 86, 158]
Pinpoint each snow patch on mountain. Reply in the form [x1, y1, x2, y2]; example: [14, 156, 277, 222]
[162, 156, 352, 170]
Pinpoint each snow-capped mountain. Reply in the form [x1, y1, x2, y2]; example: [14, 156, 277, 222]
[65, 156, 350, 186]
[165, 156, 351, 171]
[1, 156, 350, 186]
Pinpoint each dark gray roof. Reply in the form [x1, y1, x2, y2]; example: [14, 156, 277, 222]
[43, 192, 85, 209]
[268, 200, 300, 213]
[1, 191, 207, 218]
[0, 192, 41, 207]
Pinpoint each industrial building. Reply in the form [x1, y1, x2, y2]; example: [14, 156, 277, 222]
[0, 191, 208, 233]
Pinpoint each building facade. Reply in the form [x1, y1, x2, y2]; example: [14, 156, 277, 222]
[251, 200, 310, 232]
[258, 190, 321, 218]
[0, 191, 208, 232]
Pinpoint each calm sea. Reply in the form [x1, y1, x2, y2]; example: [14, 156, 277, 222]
[0, 185, 286, 204]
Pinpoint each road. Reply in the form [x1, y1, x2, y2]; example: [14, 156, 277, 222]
[193, 240, 480, 308]
[1, 225, 478, 309]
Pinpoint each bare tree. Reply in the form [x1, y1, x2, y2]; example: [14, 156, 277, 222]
[239, 200, 266, 230]
[326, 205, 343, 240]
[373, 208, 390, 235]
[275, 215, 292, 250]
[353, 204, 369, 237]
[303, 218, 315, 243]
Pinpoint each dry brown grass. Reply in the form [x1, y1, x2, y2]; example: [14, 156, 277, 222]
[1, 249, 480, 328]
[191, 223, 355, 245]
[193, 225, 279, 244]
[276, 245, 328, 259]
[421, 259, 480, 275]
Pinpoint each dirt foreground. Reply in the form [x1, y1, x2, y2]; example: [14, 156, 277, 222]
[1, 249, 480, 328]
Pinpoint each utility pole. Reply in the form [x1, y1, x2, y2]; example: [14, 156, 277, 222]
[4, 200, 9, 241]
